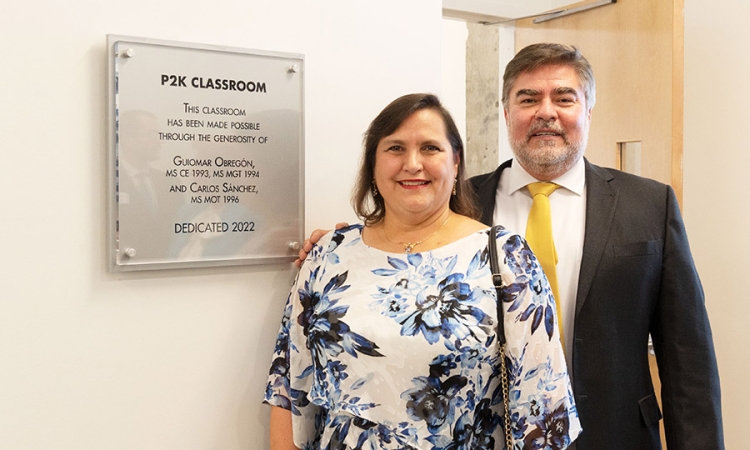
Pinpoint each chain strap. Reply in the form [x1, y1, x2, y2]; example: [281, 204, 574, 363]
[489, 226, 514, 449]
[499, 342, 513, 448]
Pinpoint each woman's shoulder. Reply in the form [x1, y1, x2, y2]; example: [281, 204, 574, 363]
[489, 224, 527, 248]
[308, 224, 364, 261]
[444, 217, 527, 249]
[328, 223, 364, 242]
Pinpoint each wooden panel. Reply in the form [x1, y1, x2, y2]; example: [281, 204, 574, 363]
[670, 0, 684, 205]
[514, 0, 683, 204]
[650, 352, 667, 446]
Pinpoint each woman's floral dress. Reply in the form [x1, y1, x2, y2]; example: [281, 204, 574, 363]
[264, 225, 581, 450]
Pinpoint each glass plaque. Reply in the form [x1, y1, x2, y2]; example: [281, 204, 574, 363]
[107, 35, 304, 271]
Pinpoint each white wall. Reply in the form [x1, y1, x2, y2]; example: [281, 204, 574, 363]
[0, 2, 442, 449]
[684, 1, 750, 447]
[441, 18, 468, 148]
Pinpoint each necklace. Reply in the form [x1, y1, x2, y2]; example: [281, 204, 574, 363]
[381, 213, 451, 253]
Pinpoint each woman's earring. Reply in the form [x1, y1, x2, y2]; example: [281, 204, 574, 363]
[372, 180, 379, 197]
[452, 179, 457, 196]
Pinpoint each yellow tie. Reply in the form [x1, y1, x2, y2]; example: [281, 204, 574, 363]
[525, 182, 564, 349]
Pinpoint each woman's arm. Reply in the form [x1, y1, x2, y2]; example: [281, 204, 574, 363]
[269, 405, 298, 450]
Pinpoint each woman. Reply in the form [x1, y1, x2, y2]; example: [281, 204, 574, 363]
[264, 94, 581, 449]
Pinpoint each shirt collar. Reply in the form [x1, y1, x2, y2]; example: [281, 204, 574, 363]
[507, 157, 586, 196]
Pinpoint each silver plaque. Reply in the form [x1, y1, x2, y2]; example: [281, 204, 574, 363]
[107, 35, 304, 271]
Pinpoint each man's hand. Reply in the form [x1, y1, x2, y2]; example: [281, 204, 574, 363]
[294, 222, 350, 268]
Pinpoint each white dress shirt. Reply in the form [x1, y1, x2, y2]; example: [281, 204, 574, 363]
[492, 158, 586, 364]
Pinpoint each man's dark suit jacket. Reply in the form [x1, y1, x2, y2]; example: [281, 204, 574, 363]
[470, 158, 723, 450]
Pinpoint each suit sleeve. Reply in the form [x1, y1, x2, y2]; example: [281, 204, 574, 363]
[653, 186, 724, 449]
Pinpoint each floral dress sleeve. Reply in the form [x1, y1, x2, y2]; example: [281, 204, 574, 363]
[263, 232, 332, 448]
[495, 228, 582, 449]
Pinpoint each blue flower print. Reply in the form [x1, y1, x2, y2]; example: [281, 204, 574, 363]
[403, 375, 468, 434]
[373, 252, 455, 287]
[273, 299, 293, 355]
[325, 360, 349, 390]
[501, 234, 555, 340]
[523, 400, 571, 450]
[429, 354, 458, 378]
[440, 398, 500, 450]
[371, 253, 458, 306]
[370, 254, 432, 320]
[370, 280, 412, 320]
[323, 414, 351, 450]
[321, 414, 413, 450]
[399, 273, 492, 344]
[264, 368, 290, 410]
[320, 226, 362, 265]
[266, 384, 310, 417]
[522, 356, 567, 401]
[509, 408, 530, 444]
[266, 357, 290, 407]
[455, 341, 488, 371]
[297, 268, 384, 367]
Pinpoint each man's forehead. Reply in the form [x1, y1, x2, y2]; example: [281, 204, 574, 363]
[511, 64, 583, 93]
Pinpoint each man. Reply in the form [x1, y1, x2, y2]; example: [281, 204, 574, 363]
[468, 43, 723, 449]
[298, 43, 723, 449]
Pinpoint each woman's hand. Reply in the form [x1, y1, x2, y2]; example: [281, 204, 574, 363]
[294, 223, 349, 268]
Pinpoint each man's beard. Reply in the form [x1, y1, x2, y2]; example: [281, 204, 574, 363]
[509, 121, 588, 180]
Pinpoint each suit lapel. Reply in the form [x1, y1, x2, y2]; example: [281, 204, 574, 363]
[472, 159, 512, 226]
[575, 160, 619, 316]
[474, 158, 618, 317]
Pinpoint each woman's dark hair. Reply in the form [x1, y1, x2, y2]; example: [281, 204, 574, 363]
[352, 93, 479, 225]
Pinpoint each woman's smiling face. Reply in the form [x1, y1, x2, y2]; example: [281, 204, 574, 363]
[373, 108, 458, 221]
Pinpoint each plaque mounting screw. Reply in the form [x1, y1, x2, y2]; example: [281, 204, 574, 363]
[122, 48, 136, 58]
[288, 242, 301, 251]
[288, 64, 299, 73]
[123, 248, 137, 258]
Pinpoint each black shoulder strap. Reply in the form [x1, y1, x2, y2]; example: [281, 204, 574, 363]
[488, 225, 506, 345]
